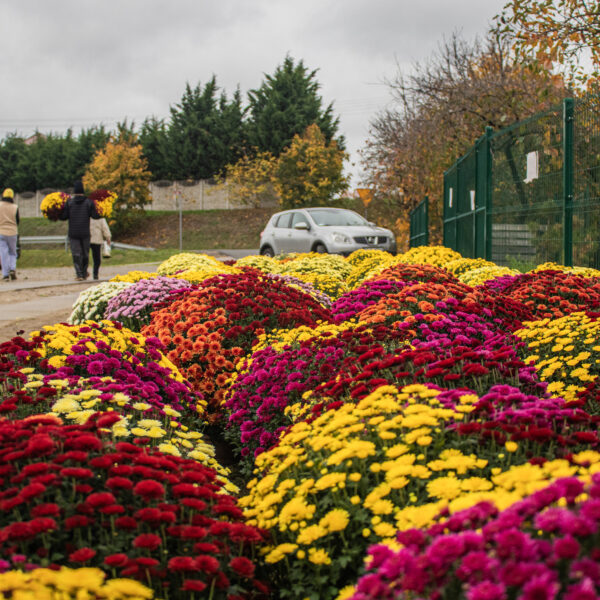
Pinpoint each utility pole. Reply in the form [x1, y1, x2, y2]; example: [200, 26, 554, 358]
[174, 182, 183, 251]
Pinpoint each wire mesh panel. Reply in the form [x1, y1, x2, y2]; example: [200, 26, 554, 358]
[456, 213, 475, 258]
[573, 94, 600, 268]
[409, 197, 429, 247]
[489, 105, 563, 268]
[443, 166, 458, 249]
[457, 147, 477, 216]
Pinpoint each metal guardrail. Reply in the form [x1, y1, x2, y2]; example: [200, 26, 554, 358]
[20, 236, 155, 251]
[20, 235, 65, 244]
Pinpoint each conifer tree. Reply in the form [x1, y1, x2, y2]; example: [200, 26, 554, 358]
[247, 56, 343, 156]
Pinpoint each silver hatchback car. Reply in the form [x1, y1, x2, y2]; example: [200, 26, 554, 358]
[259, 207, 397, 256]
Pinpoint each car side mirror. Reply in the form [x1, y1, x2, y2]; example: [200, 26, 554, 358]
[368, 221, 376, 227]
[294, 222, 309, 230]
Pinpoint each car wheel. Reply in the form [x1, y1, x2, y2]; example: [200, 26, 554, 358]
[314, 243, 328, 254]
[260, 245, 275, 257]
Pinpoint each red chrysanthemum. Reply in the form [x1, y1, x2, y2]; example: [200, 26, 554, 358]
[133, 480, 166, 500]
[69, 547, 96, 563]
[133, 533, 162, 551]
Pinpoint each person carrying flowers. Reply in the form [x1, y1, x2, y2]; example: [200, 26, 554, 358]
[0, 187, 19, 281]
[89, 216, 111, 280]
[59, 180, 101, 281]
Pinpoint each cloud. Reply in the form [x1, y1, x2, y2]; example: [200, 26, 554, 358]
[0, 0, 506, 183]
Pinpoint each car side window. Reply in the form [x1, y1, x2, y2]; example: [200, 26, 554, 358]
[275, 213, 292, 228]
[290, 212, 310, 228]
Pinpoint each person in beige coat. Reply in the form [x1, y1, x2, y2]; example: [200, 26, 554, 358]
[0, 188, 19, 281]
[89, 217, 111, 280]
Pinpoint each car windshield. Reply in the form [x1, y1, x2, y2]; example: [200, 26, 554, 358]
[306, 209, 368, 226]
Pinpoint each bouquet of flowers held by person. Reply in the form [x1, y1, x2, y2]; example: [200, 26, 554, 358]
[40, 191, 69, 221]
[88, 188, 117, 218]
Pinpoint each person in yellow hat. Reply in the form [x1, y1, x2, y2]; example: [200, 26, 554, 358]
[0, 188, 19, 281]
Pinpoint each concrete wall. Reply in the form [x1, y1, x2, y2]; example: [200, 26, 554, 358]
[15, 180, 278, 217]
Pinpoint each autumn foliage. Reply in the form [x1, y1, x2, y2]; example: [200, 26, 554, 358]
[495, 0, 600, 89]
[361, 32, 568, 243]
[221, 124, 348, 209]
[83, 134, 152, 229]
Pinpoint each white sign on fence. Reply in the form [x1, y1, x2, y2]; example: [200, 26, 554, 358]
[525, 151, 539, 183]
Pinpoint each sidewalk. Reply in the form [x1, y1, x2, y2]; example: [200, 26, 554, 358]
[0, 262, 161, 292]
[0, 250, 258, 293]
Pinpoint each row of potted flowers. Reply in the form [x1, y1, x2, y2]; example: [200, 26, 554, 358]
[2, 245, 600, 598]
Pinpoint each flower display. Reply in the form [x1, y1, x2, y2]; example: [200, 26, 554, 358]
[492, 270, 600, 318]
[104, 276, 192, 330]
[3, 246, 600, 598]
[240, 383, 600, 600]
[224, 323, 406, 471]
[331, 279, 411, 323]
[444, 257, 496, 276]
[367, 262, 459, 286]
[516, 311, 600, 401]
[351, 476, 600, 600]
[278, 270, 348, 299]
[396, 245, 461, 267]
[267, 273, 333, 308]
[356, 281, 532, 333]
[235, 255, 279, 272]
[3, 321, 202, 415]
[110, 271, 161, 283]
[530, 261, 600, 277]
[142, 270, 332, 414]
[69, 282, 133, 325]
[304, 325, 539, 406]
[172, 267, 239, 285]
[356, 281, 474, 326]
[0, 367, 236, 492]
[0, 416, 268, 599]
[345, 254, 396, 289]
[40, 192, 69, 221]
[88, 189, 117, 219]
[272, 252, 352, 281]
[0, 567, 153, 599]
[458, 265, 520, 286]
[156, 253, 226, 276]
[346, 249, 394, 268]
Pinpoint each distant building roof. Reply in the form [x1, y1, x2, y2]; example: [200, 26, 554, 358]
[24, 133, 46, 146]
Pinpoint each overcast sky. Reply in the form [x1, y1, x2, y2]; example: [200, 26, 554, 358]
[0, 0, 506, 186]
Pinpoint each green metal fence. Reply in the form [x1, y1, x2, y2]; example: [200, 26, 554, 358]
[409, 197, 429, 247]
[442, 95, 600, 269]
[573, 95, 600, 267]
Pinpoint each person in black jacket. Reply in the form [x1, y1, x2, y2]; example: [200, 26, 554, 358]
[60, 180, 101, 281]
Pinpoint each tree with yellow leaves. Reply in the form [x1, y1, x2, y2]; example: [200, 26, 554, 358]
[220, 151, 278, 207]
[494, 0, 600, 89]
[83, 132, 152, 232]
[273, 124, 349, 209]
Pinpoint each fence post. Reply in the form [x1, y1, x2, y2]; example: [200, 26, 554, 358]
[484, 126, 493, 261]
[424, 196, 429, 246]
[563, 97, 574, 266]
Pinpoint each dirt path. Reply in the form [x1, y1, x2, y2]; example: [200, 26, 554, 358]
[0, 308, 73, 341]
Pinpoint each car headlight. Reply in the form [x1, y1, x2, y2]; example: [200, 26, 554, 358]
[331, 232, 351, 244]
